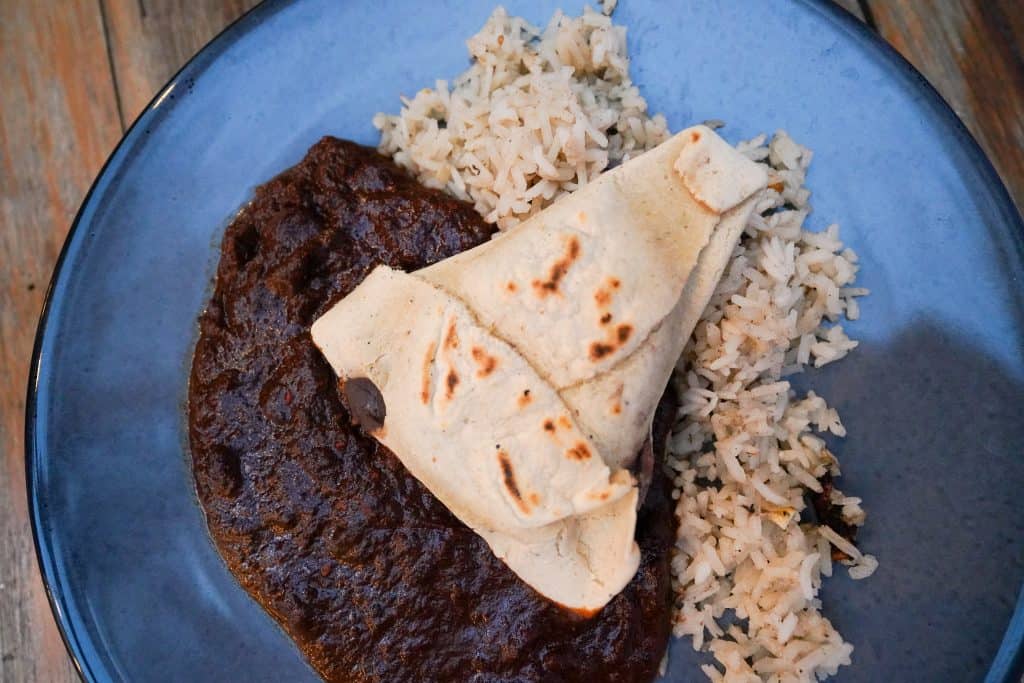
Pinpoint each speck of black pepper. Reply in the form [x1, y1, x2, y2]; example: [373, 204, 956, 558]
[27, 283, 35, 291]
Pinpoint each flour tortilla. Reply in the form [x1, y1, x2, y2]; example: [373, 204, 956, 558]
[420, 126, 767, 468]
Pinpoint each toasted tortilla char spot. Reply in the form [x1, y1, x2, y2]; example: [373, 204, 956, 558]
[444, 321, 460, 350]
[594, 277, 620, 308]
[497, 450, 530, 514]
[470, 346, 498, 377]
[566, 442, 592, 461]
[590, 342, 614, 360]
[588, 318, 634, 363]
[517, 389, 532, 408]
[690, 130, 701, 143]
[557, 415, 572, 429]
[531, 235, 581, 297]
[606, 385, 622, 417]
[420, 341, 436, 404]
[506, 281, 517, 292]
[600, 312, 612, 325]
[445, 369, 459, 398]
[543, 419, 556, 433]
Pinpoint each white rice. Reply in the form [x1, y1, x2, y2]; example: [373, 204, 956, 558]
[374, 5, 669, 229]
[670, 132, 876, 682]
[373, 7, 874, 682]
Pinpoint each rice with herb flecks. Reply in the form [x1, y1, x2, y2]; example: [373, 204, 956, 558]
[374, 6, 669, 230]
[373, 6, 875, 682]
[669, 131, 875, 682]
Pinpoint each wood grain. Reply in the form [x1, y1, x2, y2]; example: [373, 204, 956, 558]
[867, 0, 1024, 212]
[0, 3, 122, 682]
[102, 0, 264, 126]
[0, 1, 1022, 681]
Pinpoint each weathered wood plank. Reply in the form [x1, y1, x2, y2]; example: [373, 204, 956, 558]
[0, 1, 123, 682]
[102, 0, 264, 126]
[866, 0, 1024, 212]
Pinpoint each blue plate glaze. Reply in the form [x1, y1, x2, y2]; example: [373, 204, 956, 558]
[26, 0, 1024, 681]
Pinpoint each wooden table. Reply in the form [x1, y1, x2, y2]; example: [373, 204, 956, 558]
[1, 1, 1021, 680]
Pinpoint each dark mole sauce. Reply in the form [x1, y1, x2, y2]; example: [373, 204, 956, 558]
[188, 138, 676, 682]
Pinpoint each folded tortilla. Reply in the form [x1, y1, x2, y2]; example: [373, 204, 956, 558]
[311, 125, 767, 610]
[420, 126, 767, 468]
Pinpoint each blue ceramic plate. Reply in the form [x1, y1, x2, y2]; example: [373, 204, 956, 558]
[27, 0, 1024, 681]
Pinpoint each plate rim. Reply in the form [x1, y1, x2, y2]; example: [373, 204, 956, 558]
[24, 1, 1024, 681]
[23, 2, 286, 680]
